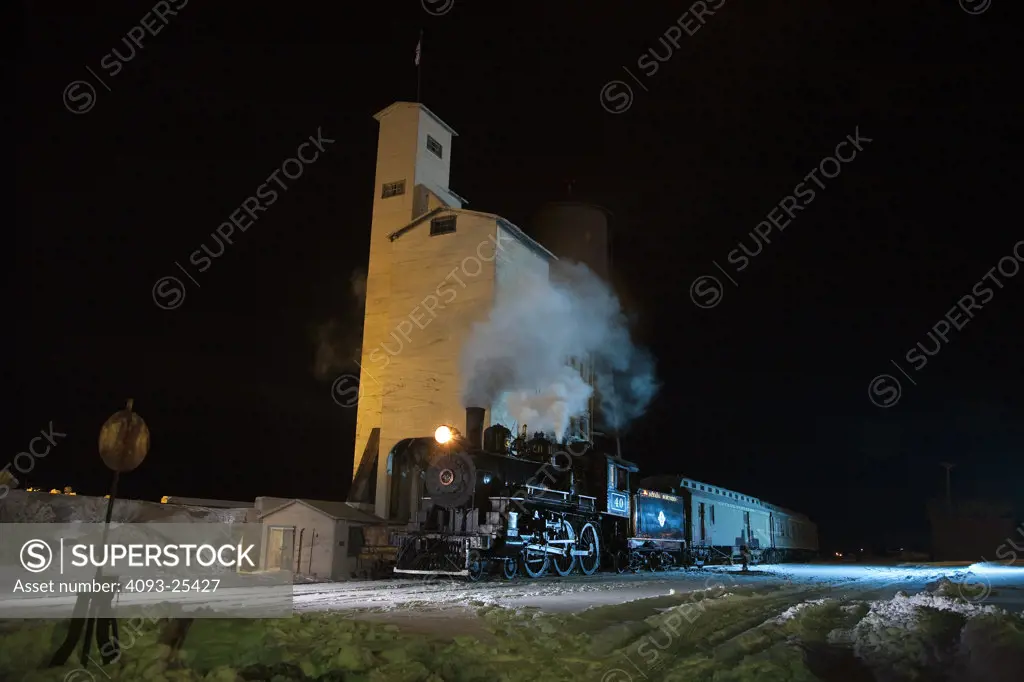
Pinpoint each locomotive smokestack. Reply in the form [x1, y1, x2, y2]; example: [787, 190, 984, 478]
[465, 407, 485, 450]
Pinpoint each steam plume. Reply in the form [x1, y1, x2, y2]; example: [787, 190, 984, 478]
[461, 261, 658, 440]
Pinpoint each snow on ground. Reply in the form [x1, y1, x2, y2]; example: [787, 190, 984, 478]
[3, 563, 1020, 680]
[287, 562, 1024, 680]
[825, 590, 1009, 681]
[291, 562, 1024, 618]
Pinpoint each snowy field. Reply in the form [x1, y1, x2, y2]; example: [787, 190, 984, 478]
[2, 562, 1022, 681]
[289, 562, 1024, 680]
[293, 562, 1024, 621]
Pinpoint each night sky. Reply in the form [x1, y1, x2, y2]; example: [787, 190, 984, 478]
[13, 1, 1020, 552]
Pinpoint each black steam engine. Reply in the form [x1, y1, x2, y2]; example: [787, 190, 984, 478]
[391, 407, 686, 580]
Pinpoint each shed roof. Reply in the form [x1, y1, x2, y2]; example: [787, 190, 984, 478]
[259, 498, 385, 525]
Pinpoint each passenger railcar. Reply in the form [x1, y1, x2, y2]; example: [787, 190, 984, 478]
[639, 476, 819, 564]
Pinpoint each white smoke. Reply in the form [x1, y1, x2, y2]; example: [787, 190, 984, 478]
[461, 260, 658, 440]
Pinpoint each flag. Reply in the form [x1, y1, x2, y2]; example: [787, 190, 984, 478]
[415, 32, 422, 66]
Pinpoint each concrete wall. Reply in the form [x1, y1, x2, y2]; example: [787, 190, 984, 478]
[373, 212, 503, 517]
[354, 104, 422, 489]
[413, 109, 454, 201]
[355, 104, 466, 519]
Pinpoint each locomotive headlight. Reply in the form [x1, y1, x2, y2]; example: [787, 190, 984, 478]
[434, 425, 454, 444]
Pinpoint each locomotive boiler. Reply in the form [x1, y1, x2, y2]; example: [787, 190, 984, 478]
[391, 407, 689, 580]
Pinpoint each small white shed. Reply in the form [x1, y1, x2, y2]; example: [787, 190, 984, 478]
[258, 498, 384, 580]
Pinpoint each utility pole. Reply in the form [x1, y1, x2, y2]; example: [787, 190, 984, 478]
[939, 462, 955, 512]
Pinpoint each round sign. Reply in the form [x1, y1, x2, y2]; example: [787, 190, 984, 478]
[98, 403, 150, 472]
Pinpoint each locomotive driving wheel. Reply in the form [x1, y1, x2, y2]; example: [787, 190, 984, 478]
[552, 520, 577, 577]
[577, 522, 601, 575]
[520, 545, 550, 578]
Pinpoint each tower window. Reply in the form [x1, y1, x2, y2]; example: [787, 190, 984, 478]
[426, 135, 443, 159]
[430, 215, 457, 236]
[382, 180, 405, 198]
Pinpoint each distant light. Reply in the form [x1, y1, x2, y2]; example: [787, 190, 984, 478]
[161, 496, 169, 504]
[967, 562, 1024, 576]
[482, 474, 492, 485]
[434, 425, 454, 444]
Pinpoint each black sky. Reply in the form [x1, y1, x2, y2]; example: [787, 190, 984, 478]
[12, 0, 1021, 551]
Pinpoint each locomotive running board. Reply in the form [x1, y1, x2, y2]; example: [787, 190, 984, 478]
[393, 568, 469, 576]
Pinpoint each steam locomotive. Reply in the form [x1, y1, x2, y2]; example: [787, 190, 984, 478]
[391, 407, 817, 580]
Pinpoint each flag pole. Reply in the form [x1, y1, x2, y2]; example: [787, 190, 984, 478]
[416, 29, 423, 103]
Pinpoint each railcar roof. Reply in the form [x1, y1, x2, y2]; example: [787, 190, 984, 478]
[640, 474, 812, 522]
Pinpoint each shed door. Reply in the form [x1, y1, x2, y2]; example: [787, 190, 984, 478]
[266, 527, 294, 571]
